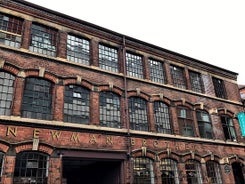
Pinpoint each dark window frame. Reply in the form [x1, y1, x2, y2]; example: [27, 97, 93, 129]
[196, 110, 213, 139]
[21, 77, 53, 120]
[149, 58, 166, 84]
[212, 77, 227, 99]
[160, 158, 179, 184]
[99, 91, 121, 128]
[185, 160, 203, 184]
[206, 161, 222, 184]
[221, 115, 237, 141]
[99, 44, 119, 72]
[189, 71, 204, 93]
[126, 52, 144, 79]
[170, 65, 186, 89]
[64, 84, 90, 124]
[129, 97, 149, 131]
[153, 101, 172, 134]
[67, 34, 90, 65]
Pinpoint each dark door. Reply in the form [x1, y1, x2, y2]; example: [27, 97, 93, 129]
[232, 162, 245, 184]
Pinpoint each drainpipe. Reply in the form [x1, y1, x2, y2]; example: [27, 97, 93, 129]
[122, 35, 133, 184]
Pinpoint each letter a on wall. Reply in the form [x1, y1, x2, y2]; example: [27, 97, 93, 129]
[237, 112, 245, 136]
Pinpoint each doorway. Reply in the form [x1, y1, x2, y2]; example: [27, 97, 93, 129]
[62, 157, 122, 184]
[232, 162, 245, 184]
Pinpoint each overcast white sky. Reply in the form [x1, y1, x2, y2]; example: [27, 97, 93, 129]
[25, 0, 245, 84]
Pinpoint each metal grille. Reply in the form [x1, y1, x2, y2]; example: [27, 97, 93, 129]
[21, 78, 53, 120]
[196, 110, 213, 139]
[177, 106, 194, 137]
[189, 71, 204, 93]
[160, 158, 179, 184]
[0, 71, 15, 115]
[129, 97, 149, 131]
[133, 157, 155, 184]
[149, 59, 166, 84]
[185, 160, 202, 184]
[206, 161, 222, 184]
[99, 91, 121, 128]
[154, 101, 172, 134]
[14, 152, 48, 184]
[67, 34, 90, 65]
[0, 13, 23, 48]
[99, 44, 118, 72]
[221, 115, 237, 141]
[170, 65, 186, 89]
[64, 85, 90, 124]
[29, 23, 57, 57]
[212, 77, 226, 99]
[126, 52, 143, 79]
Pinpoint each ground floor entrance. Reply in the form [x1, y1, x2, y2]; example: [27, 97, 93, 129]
[62, 157, 122, 184]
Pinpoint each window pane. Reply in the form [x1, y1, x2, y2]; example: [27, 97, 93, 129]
[133, 157, 154, 184]
[0, 71, 15, 115]
[126, 53, 143, 79]
[100, 91, 121, 128]
[14, 152, 48, 184]
[189, 71, 204, 93]
[21, 78, 53, 120]
[149, 59, 166, 84]
[160, 158, 179, 184]
[0, 13, 23, 48]
[154, 101, 172, 134]
[197, 111, 213, 139]
[170, 65, 186, 89]
[67, 34, 90, 65]
[29, 23, 57, 56]
[185, 160, 202, 184]
[206, 161, 222, 184]
[177, 107, 194, 137]
[99, 44, 118, 72]
[221, 115, 237, 141]
[212, 78, 226, 99]
[129, 97, 148, 131]
[64, 85, 90, 124]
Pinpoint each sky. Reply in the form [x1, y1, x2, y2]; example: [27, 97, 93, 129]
[25, 0, 245, 84]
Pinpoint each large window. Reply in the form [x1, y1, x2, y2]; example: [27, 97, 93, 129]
[170, 65, 186, 89]
[100, 91, 121, 128]
[64, 85, 90, 124]
[160, 158, 179, 184]
[126, 52, 143, 79]
[185, 160, 202, 184]
[196, 110, 213, 139]
[133, 157, 155, 184]
[149, 59, 166, 84]
[67, 34, 90, 65]
[154, 101, 172, 134]
[206, 161, 222, 184]
[221, 115, 237, 141]
[21, 78, 53, 120]
[29, 23, 57, 56]
[129, 97, 148, 131]
[189, 71, 204, 93]
[14, 151, 48, 184]
[212, 77, 226, 99]
[99, 44, 118, 72]
[0, 71, 15, 115]
[177, 106, 194, 137]
[0, 13, 23, 48]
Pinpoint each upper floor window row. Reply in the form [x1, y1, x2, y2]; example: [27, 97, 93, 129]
[0, 14, 228, 98]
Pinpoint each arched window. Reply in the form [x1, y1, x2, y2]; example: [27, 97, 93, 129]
[64, 85, 90, 124]
[99, 91, 121, 128]
[177, 106, 194, 137]
[154, 101, 172, 134]
[160, 158, 179, 184]
[206, 161, 222, 184]
[185, 160, 202, 184]
[129, 97, 148, 131]
[21, 78, 53, 120]
[14, 151, 48, 184]
[220, 115, 237, 141]
[196, 110, 213, 139]
[133, 157, 155, 184]
[0, 71, 15, 115]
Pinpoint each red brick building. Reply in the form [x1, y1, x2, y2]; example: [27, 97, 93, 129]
[0, 0, 244, 184]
